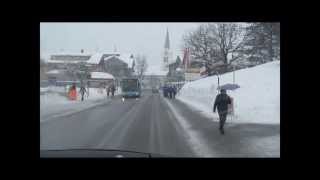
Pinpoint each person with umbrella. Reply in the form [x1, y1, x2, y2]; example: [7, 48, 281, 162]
[213, 88, 232, 135]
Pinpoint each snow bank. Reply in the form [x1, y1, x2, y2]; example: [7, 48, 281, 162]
[40, 86, 66, 93]
[177, 61, 280, 124]
[40, 87, 120, 122]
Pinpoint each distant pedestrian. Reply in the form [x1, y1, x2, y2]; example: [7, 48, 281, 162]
[163, 86, 167, 97]
[68, 84, 77, 100]
[111, 84, 115, 97]
[106, 85, 110, 97]
[86, 81, 90, 97]
[213, 89, 232, 135]
[167, 86, 171, 98]
[79, 85, 87, 101]
[172, 86, 177, 99]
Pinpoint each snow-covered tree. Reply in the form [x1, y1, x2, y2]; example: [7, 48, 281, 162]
[135, 54, 148, 80]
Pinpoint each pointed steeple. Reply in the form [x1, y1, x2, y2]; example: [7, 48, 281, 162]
[113, 44, 117, 53]
[164, 28, 170, 49]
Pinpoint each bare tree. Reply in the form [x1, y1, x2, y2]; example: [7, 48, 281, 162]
[183, 22, 279, 73]
[183, 24, 215, 64]
[183, 23, 246, 67]
[208, 23, 246, 65]
[135, 54, 148, 80]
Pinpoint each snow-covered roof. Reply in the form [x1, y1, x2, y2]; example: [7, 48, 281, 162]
[104, 55, 116, 61]
[90, 72, 115, 79]
[42, 52, 134, 66]
[87, 53, 104, 64]
[49, 53, 92, 56]
[104, 54, 134, 67]
[46, 69, 62, 74]
[119, 54, 134, 67]
[43, 52, 91, 64]
[46, 60, 81, 64]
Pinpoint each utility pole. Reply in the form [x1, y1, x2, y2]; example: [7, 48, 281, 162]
[233, 65, 235, 84]
[216, 71, 220, 91]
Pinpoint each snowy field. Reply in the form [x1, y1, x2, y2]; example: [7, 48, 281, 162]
[177, 61, 280, 124]
[40, 86, 120, 122]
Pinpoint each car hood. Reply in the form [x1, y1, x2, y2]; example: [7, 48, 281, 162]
[40, 149, 168, 158]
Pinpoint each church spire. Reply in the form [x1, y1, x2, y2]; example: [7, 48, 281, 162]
[164, 28, 170, 49]
[113, 44, 117, 53]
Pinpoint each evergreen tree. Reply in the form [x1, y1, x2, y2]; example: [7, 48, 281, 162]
[243, 23, 280, 64]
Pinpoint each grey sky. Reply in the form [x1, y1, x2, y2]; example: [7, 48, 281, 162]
[40, 23, 200, 66]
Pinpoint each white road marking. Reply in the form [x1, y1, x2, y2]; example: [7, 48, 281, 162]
[164, 98, 215, 157]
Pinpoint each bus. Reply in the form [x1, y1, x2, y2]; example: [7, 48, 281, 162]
[120, 78, 141, 98]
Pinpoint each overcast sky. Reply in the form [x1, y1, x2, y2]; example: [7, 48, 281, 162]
[40, 23, 200, 67]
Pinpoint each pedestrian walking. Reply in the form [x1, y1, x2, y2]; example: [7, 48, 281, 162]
[162, 86, 166, 97]
[106, 85, 110, 97]
[172, 86, 177, 99]
[86, 81, 90, 98]
[111, 84, 115, 97]
[68, 84, 77, 101]
[213, 89, 232, 135]
[168, 86, 173, 99]
[79, 85, 87, 101]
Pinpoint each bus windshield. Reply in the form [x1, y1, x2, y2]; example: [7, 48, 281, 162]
[121, 79, 139, 92]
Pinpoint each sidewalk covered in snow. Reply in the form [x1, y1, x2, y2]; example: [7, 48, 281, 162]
[176, 61, 280, 124]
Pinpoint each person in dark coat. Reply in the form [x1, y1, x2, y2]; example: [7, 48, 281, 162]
[213, 89, 232, 135]
[172, 86, 177, 99]
[79, 85, 87, 101]
[111, 84, 115, 97]
[168, 86, 172, 99]
[163, 86, 168, 97]
[106, 85, 110, 97]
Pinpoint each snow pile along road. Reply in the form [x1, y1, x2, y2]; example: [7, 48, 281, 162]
[40, 87, 119, 122]
[177, 61, 280, 124]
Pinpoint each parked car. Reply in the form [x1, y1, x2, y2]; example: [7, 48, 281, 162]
[152, 88, 159, 93]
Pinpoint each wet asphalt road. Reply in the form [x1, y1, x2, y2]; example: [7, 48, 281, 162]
[40, 90, 280, 157]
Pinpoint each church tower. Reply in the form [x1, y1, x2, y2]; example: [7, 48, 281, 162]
[163, 28, 172, 71]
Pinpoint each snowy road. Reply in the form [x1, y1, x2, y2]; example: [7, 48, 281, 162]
[40, 90, 280, 157]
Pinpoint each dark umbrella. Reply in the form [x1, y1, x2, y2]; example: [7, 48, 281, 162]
[217, 83, 240, 91]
